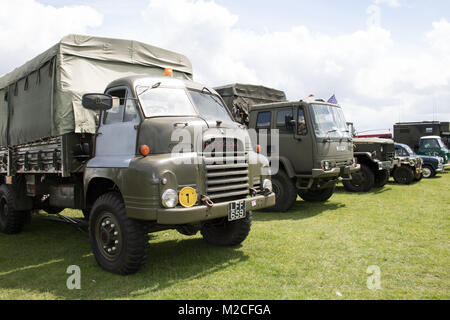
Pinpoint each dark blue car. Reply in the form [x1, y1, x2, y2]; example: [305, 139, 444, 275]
[395, 143, 444, 178]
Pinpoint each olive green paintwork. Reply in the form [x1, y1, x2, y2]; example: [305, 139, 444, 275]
[83, 76, 275, 225]
[248, 101, 359, 190]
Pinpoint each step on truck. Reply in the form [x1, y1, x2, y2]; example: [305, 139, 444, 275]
[215, 84, 359, 212]
[0, 35, 275, 274]
[344, 123, 399, 192]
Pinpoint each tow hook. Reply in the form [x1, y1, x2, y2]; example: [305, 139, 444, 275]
[201, 195, 214, 207]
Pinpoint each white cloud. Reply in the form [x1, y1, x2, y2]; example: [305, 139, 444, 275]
[0, 0, 103, 75]
[426, 18, 450, 54]
[1, 0, 448, 132]
[374, 0, 401, 8]
[138, 0, 449, 131]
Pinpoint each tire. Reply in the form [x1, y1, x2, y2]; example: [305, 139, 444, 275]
[89, 192, 149, 275]
[392, 166, 415, 185]
[422, 165, 435, 179]
[298, 184, 336, 202]
[201, 212, 252, 246]
[0, 184, 28, 234]
[374, 169, 390, 188]
[342, 163, 375, 192]
[267, 170, 297, 212]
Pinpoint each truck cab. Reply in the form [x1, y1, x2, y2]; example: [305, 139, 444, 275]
[418, 136, 450, 166]
[248, 100, 359, 211]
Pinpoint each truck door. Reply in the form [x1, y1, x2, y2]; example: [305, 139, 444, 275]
[89, 87, 140, 168]
[291, 106, 313, 173]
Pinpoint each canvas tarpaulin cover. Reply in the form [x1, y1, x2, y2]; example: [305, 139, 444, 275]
[214, 83, 286, 125]
[0, 34, 193, 146]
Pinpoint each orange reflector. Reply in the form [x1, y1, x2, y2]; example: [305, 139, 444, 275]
[164, 68, 173, 77]
[140, 145, 150, 156]
[256, 145, 261, 153]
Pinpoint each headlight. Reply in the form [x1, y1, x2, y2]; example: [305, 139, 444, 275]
[161, 189, 178, 208]
[262, 179, 272, 192]
[322, 161, 331, 171]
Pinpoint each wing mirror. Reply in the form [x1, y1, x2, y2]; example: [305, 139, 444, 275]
[82, 94, 118, 111]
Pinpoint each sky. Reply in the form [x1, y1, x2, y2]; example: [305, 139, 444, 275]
[0, 0, 449, 133]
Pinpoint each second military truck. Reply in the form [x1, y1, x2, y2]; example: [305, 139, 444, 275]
[344, 123, 399, 192]
[215, 84, 359, 212]
[0, 35, 275, 274]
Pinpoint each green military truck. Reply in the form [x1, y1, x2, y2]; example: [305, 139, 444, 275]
[0, 35, 275, 274]
[215, 84, 359, 212]
[343, 123, 399, 192]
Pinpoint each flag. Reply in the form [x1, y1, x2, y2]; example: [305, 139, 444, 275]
[327, 94, 338, 104]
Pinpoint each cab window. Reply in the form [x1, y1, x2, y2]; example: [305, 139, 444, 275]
[256, 111, 271, 128]
[104, 88, 126, 124]
[396, 146, 408, 156]
[421, 139, 439, 149]
[104, 88, 139, 124]
[297, 108, 307, 135]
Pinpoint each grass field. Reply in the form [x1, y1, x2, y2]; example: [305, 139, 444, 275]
[0, 172, 449, 300]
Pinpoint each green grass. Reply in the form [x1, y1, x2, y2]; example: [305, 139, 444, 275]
[0, 172, 449, 300]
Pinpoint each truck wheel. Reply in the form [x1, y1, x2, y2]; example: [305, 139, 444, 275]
[297, 185, 336, 202]
[201, 212, 252, 246]
[392, 166, 415, 185]
[0, 184, 28, 234]
[374, 169, 390, 188]
[89, 192, 149, 275]
[267, 170, 297, 212]
[342, 163, 374, 192]
[422, 165, 435, 178]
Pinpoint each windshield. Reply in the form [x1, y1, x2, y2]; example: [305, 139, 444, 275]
[137, 87, 197, 117]
[310, 104, 350, 138]
[137, 86, 233, 122]
[437, 138, 445, 148]
[188, 90, 233, 122]
[403, 144, 415, 155]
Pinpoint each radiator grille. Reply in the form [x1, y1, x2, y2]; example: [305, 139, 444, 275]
[204, 138, 249, 201]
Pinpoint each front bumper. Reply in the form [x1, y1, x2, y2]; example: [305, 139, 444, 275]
[153, 193, 276, 225]
[377, 160, 394, 170]
[339, 164, 361, 180]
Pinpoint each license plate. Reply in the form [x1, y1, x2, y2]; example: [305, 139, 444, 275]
[228, 200, 246, 221]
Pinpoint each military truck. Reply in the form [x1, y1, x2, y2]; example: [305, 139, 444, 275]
[215, 84, 359, 212]
[394, 121, 450, 150]
[0, 35, 275, 274]
[344, 123, 399, 192]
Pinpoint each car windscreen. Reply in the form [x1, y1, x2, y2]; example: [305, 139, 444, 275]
[188, 90, 233, 123]
[137, 87, 197, 117]
[310, 104, 350, 138]
[403, 144, 415, 155]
